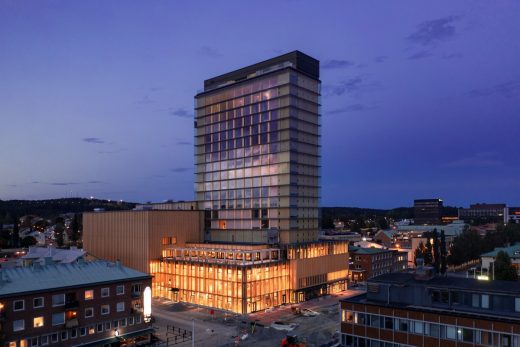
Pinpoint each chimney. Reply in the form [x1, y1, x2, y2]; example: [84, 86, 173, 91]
[414, 257, 434, 280]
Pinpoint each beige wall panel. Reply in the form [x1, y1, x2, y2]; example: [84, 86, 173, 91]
[83, 210, 203, 274]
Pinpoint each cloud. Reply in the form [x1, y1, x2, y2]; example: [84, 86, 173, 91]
[31, 181, 41, 184]
[468, 80, 520, 98]
[83, 137, 104, 144]
[87, 181, 104, 184]
[322, 59, 355, 69]
[176, 141, 192, 146]
[149, 86, 163, 92]
[443, 152, 503, 168]
[407, 16, 461, 46]
[50, 182, 80, 186]
[322, 77, 363, 96]
[199, 46, 222, 58]
[170, 108, 192, 118]
[374, 56, 388, 63]
[170, 167, 191, 173]
[408, 50, 433, 60]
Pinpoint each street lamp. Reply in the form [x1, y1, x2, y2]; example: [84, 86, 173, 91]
[114, 329, 119, 337]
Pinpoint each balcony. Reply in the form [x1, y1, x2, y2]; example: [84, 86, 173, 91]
[65, 300, 79, 309]
[65, 318, 79, 328]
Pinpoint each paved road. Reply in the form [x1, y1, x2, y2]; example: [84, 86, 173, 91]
[151, 289, 363, 347]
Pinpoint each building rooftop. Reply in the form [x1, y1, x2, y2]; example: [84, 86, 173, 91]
[349, 246, 390, 255]
[396, 220, 466, 236]
[200, 50, 319, 93]
[368, 272, 520, 295]
[481, 243, 520, 258]
[21, 246, 85, 264]
[0, 260, 150, 297]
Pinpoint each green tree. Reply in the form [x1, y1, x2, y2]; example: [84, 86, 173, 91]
[440, 230, 447, 275]
[69, 214, 82, 244]
[414, 241, 425, 266]
[432, 229, 440, 273]
[21, 236, 37, 247]
[54, 223, 64, 247]
[494, 251, 519, 281]
[11, 215, 20, 248]
[424, 238, 433, 266]
[376, 217, 389, 230]
[448, 230, 482, 266]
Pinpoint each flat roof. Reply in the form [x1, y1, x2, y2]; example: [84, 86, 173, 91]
[201, 50, 319, 92]
[0, 260, 150, 297]
[368, 272, 520, 295]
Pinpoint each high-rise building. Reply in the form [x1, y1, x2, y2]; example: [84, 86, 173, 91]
[194, 51, 321, 245]
[84, 51, 349, 314]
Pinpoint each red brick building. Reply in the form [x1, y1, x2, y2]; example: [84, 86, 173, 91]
[341, 271, 520, 346]
[0, 260, 153, 347]
[348, 246, 407, 283]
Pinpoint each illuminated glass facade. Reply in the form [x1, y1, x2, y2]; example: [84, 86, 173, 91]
[149, 52, 349, 314]
[195, 51, 321, 244]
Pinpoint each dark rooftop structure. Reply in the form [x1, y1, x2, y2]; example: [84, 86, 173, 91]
[202, 50, 319, 92]
[344, 272, 520, 321]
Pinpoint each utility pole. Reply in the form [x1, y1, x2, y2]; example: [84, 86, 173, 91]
[192, 319, 195, 347]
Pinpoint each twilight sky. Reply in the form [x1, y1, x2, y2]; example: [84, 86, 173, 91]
[1, 1, 519, 208]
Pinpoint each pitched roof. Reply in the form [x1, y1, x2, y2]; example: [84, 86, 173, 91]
[481, 243, 520, 258]
[0, 260, 149, 297]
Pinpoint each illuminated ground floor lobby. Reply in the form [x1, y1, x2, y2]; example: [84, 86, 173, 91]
[150, 242, 348, 314]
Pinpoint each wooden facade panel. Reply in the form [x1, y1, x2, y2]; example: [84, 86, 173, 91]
[365, 305, 380, 314]
[83, 210, 203, 273]
[353, 325, 366, 337]
[408, 334, 423, 346]
[423, 336, 439, 347]
[393, 331, 408, 344]
[365, 327, 379, 340]
[379, 329, 393, 342]
[439, 315, 457, 325]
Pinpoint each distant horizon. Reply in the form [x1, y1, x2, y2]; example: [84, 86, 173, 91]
[2, 196, 516, 211]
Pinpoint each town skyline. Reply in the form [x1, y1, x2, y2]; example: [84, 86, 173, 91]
[1, 1, 519, 208]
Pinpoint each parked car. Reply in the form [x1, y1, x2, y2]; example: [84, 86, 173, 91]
[270, 321, 297, 331]
[301, 308, 320, 317]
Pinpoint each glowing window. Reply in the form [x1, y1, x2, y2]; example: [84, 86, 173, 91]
[84, 290, 94, 300]
[33, 316, 44, 328]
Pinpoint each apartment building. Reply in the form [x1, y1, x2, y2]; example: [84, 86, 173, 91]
[0, 260, 152, 347]
[348, 246, 408, 283]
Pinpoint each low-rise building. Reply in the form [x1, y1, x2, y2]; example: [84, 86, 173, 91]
[348, 246, 408, 283]
[481, 243, 520, 277]
[340, 271, 520, 347]
[459, 203, 508, 224]
[0, 260, 153, 347]
[18, 246, 85, 267]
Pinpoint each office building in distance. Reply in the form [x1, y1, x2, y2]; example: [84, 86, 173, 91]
[414, 199, 443, 225]
[0, 260, 152, 347]
[458, 203, 508, 224]
[341, 270, 520, 347]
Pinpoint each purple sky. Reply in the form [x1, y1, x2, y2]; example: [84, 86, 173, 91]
[1, 1, 519, 208]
